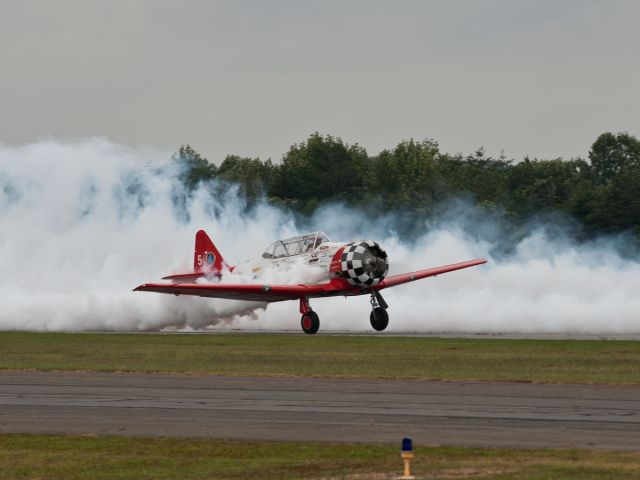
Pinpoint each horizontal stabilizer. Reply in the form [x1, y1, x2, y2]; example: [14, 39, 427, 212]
[161, 272, 206, 282]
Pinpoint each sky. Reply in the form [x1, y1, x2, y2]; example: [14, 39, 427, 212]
[1, 0, 639, 163]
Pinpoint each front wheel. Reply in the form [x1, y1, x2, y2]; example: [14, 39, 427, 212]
[370, 307, 389, 331]
[301, 311, 320, 334]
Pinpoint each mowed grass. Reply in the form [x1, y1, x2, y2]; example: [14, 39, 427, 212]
[1, 332, 640, 384]
[2, 434, 640, 480]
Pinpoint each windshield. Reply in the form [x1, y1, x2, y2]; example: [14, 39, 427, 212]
[262, 232, 330, 259]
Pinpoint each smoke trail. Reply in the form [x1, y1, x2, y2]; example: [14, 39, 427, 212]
[0, 138, 293, 331]
[1, 138, 639, 333]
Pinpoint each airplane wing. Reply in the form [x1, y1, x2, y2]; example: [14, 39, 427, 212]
[374, 259, 487, 290]
[133, 282, 332, 302]
[134, 259, 486, 301]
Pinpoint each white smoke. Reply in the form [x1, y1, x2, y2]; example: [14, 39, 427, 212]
[1, 138, 639, 334]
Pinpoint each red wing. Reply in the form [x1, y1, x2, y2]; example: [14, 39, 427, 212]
[133, 282, 336, 303]
[134, 259, 487, 301]
[374, 259, 486, 290]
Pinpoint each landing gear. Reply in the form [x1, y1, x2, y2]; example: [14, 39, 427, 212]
[301, 311, 320, 335]
[300, 297, 320, 334]
[370, 307, 389, 331]
[369, 291, 389, 331]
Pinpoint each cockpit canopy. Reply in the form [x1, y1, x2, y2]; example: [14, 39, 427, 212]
[262, 231, 331, 259]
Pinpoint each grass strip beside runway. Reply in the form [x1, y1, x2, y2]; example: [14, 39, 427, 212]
[1, 434, 639, 480]
[1, 332, 640, 384]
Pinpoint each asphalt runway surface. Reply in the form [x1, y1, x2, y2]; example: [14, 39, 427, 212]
[1, 372, 639, 450]
[72, 330, 640, 340]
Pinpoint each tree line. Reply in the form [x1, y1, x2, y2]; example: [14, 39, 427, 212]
[171, 131, 640, 240]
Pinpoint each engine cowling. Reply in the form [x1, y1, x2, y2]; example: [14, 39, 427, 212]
[336, 240, 389, 287]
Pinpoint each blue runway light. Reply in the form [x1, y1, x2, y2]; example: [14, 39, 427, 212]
[400, 437, 415, 478]
[402, 437, 413, 452]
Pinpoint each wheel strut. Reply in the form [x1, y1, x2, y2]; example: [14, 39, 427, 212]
[299, 297, 311, 315]
[370, 290, 388, 310]
[370, 291, 389, 332]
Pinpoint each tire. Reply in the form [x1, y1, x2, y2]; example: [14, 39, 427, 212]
[301, 311, 320, 334]
[370, 307, 389, 331]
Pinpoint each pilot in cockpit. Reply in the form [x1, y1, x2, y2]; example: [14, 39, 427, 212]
[303, 238, 315, 253]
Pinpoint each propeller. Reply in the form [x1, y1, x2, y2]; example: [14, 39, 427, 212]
[363, 246, 388, 278]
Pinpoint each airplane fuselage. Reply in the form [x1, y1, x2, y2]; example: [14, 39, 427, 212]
[232, 242, 344, 281]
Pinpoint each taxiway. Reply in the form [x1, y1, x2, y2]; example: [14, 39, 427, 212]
[1, 372, 639, 449]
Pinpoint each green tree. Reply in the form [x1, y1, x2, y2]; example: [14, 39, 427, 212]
[506, 158, 586, 217]
[269, 133, 368, 213]
[589, 132, 640, 184]
[571, 132, 640, 235]
[437, 148, 511, 209]
[217, 155, 274, 202]
[172, 145, 217, 190]
[370, 139, 447, 213]
[164, 129, 640, 242]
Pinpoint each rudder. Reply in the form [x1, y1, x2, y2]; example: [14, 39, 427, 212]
[194, 230, 228, 276]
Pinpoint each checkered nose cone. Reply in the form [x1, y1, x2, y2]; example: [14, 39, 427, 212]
[340, 241, 389, 287]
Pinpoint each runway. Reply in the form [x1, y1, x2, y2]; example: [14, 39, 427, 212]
[74, 330, 640, 340]
[1, 372, 639, 450]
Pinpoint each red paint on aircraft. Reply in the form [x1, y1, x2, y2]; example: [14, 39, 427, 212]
[134, 230, 487, 334]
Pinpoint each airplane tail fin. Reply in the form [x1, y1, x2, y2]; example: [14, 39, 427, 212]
[162, 230, 229, 282]
[193, 229, 228, 275]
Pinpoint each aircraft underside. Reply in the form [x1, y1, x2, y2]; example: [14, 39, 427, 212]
[299, 289, 389, 334]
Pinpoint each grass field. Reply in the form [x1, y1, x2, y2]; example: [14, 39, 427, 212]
[1, 332, 640, 384]
[2, 434, 640, 480]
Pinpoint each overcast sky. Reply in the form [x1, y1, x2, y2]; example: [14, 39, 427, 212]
[1, 0, 639, 162]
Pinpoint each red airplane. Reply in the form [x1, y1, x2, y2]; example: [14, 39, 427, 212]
[134, 230, 486, 334]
